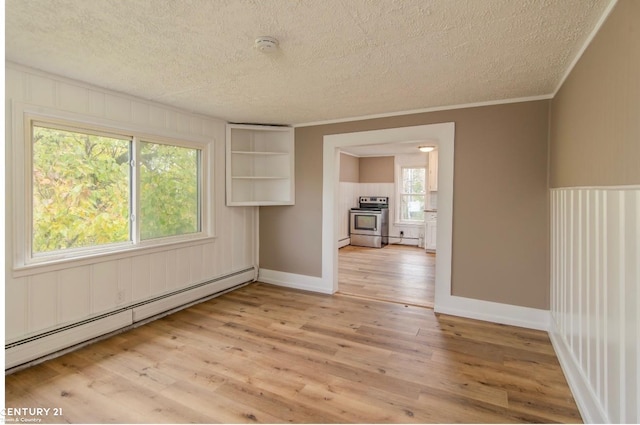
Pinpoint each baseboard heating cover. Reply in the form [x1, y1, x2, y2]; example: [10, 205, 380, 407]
[5, 268, 255, 371]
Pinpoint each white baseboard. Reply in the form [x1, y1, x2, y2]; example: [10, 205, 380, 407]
[259, 268, 550, 331]
[434, 295, 551, 331]
[548, 319, 608, 424]
[338, 238, 350, 248]
[258, 268, 333, 294]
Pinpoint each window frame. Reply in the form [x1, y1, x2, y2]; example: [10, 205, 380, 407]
[397, 165, 427, 224]
[13, 104, 212, 271]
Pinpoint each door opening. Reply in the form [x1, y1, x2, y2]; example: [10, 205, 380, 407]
[321, 123, 455, 311]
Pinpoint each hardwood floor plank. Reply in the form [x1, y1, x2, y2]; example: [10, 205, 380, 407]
[338, 244, 435, 308]
[5, 283, 581, 423]
[298, 379, 425, 423]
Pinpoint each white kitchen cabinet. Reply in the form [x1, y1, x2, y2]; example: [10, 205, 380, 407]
[428, 150, 438, 191]
[424, 211, 437, 252]
[226, 124, 295, 206]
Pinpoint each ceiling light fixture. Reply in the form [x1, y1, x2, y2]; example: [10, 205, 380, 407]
[419, 146, 435, 152]
[254, 36, 279, 53]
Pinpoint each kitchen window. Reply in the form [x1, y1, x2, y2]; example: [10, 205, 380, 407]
[25, 117, 205, 264]
[399, 166, 426, 223]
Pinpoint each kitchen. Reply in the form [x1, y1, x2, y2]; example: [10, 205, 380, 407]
[337, 142, 438, 307]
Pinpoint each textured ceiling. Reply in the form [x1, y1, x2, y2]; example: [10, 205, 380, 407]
[6, 0, 611, 125]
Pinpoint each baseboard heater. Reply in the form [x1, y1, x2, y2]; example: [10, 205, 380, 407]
[5, 267, 256, 372]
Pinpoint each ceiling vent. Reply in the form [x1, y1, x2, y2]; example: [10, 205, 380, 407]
[254, 36, 279, 53]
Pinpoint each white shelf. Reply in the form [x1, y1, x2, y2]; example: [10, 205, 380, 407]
[226, 124, 295, 206]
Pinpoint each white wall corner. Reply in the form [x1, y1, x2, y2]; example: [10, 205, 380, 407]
[434, 295, 551, 331]
[548, 318, 609, 424]
[258, 269, 334, 294]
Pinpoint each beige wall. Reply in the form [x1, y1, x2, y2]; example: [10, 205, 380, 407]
[260, 100, 551, 309]
[339, 153, 359, 182]
[547, 3, 640, 421]
[339, 154, 395, 183]
[359, 156, 394, 183]
[550, 0, 640, 187]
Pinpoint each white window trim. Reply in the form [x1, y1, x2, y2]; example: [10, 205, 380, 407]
[395, 161, 427, 225]
[11, 102, 214, 273]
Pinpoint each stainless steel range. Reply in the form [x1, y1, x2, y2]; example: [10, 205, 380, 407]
[349, 196, 389, 248]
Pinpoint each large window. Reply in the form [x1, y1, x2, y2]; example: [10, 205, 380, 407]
[29, 120, 203, 262]
[399, 166, 426, 222]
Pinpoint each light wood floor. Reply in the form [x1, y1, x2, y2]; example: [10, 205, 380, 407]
[5, 283, 581, 423]
[339, 244, 435, 308]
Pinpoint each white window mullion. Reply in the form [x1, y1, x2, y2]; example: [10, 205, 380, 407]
[197, 150, 203, 233]
[131, 137, 141, 244]
[23, 116, 36, 265]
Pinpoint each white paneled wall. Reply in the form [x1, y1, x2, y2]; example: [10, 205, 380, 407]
[550, 187, 639, 424]
[5, 64, 257, 359]
[338, 182, 359, 244]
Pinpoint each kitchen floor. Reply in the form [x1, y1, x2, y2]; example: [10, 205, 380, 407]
[338, 244, 435, 308]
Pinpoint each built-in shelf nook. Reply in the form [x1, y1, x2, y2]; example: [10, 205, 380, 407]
[226, 124, 295, 206]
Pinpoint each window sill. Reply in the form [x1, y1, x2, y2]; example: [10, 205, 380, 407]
[12, 235, 217, 278]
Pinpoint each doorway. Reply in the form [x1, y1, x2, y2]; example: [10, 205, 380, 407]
[321, 123, 455, 310]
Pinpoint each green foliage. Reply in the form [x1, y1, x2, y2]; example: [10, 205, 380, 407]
[139, 142, 199, 240]
[32, 125, 200, 255]
[32, 126, 130, 253]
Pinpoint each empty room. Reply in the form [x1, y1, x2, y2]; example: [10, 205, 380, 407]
[3, 0, 638, 423]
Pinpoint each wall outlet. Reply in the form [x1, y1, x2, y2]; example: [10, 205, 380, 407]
[116, 290, 125, 304]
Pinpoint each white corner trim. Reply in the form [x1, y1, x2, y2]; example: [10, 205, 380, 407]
[548, 319, 609, 424]
[553, 0, 619, 96]
[434, 295, 551, 331]
[258, 269, 334, 294]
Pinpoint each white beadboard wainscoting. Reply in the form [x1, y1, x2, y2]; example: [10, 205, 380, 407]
[550, 187, 639, 424]
[338, 182, 359, 247]
[5, 63, 259, 369]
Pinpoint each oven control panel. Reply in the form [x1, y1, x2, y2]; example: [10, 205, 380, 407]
[358, 196, 389, 207]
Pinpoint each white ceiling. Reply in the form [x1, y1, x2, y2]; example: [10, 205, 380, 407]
[6, 0, 611, 126]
